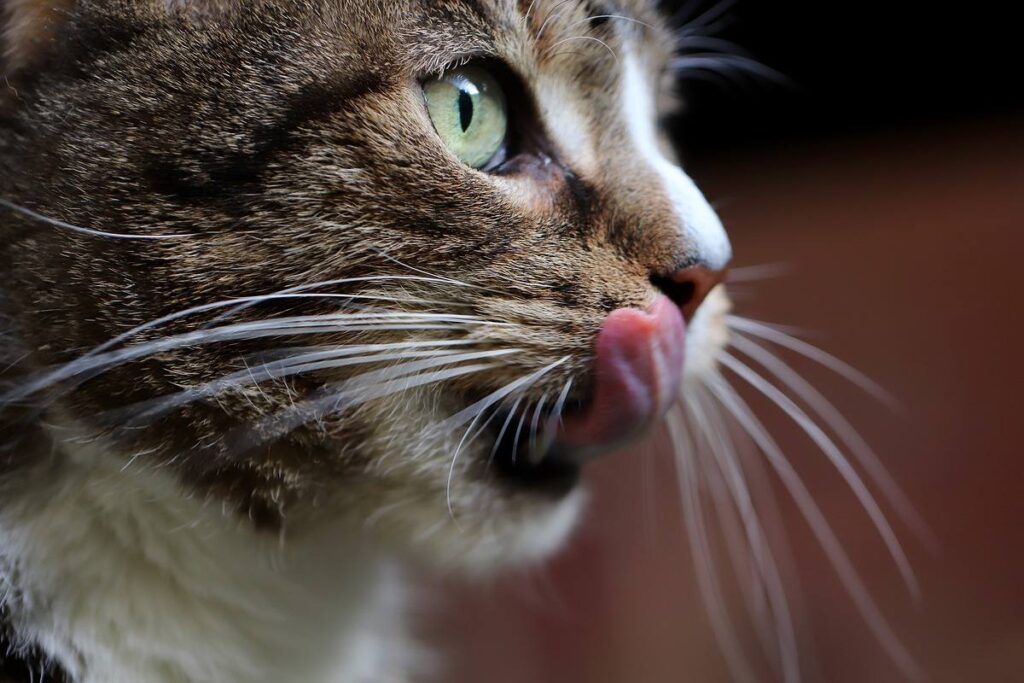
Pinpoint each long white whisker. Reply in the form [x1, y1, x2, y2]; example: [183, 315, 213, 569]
[490, 395, 525, 465]
[689, 388, 801, 682]
[688, 398, 774, 666]
[205, 275, 479, 330]
[96, 275, 475, 357]
[511, 402, 530, 465]
[2, 313, 498, 406]
[728, 315, 898, 408]
[701, 391, 811, 665]
[538, 378, 574, 455]
[720, 352, 920, 600]
[670, 54, 789, 85]
[328, 349, 521, 393]
[0, 198, 186, 241]
[248, 339, 480, 366]
[676, 35, 751, 55]
[667, 406, 757, 683]
[527, 392, 549, 464]
[729, 333, 935, 549]
[368, 249, 484, 292]
[446, 406, 492, 522]
[433, 356, 570, 433]
[239, 361, 503, 451]
[116, 348, 472, 425]
[522, 0, 540, 26]
[443, 369, 554, 520]
[706, 377, 923, 681]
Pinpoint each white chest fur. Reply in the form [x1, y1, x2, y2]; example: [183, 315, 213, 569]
[0, 434, 406, 683]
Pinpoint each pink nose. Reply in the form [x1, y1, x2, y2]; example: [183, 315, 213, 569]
[556, 295, 685, 460]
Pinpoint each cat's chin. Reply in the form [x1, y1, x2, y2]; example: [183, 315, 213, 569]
[364, 482, 588, 574]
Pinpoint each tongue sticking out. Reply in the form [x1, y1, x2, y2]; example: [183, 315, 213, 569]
[556, 295, 685, 461]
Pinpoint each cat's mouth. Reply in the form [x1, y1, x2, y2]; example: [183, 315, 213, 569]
[487, 296, 686, 495]
[488, 407, 583, 496]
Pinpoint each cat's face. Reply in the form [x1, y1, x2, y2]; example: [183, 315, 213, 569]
[1, 0, 731, 569]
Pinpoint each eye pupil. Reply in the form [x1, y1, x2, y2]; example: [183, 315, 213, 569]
[458, 89, 473, 132]
[423, 65, 507, 170]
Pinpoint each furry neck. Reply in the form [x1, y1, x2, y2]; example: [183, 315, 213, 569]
[0, 428, 405, 683]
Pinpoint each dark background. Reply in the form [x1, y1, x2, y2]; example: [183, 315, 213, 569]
[661, 0, 1022, 156]
[444, 3, 1024, 681]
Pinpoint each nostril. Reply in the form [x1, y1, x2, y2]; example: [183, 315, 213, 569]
[650, 275, 696, 314]
[650, 265, 726, 322]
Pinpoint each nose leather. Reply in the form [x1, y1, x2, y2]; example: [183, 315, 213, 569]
[651, 264, 728, 322]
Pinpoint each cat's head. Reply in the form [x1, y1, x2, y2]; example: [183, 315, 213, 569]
[0, 0, 731, 570]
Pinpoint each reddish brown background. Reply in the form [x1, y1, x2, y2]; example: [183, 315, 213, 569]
[428, 120, 1024, 682]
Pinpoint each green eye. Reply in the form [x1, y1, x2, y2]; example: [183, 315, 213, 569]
[423, 66, 508, 170]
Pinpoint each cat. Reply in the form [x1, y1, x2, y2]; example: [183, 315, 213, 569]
[0, 1, 910, 682]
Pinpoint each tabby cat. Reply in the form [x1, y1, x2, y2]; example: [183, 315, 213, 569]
[0, 1, 914, 682]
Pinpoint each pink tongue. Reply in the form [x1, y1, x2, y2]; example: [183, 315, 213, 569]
[557, 296, 685, 459]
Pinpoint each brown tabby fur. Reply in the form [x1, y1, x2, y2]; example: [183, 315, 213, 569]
[1, 0, 689, 518]
[0, 1, 722, 679]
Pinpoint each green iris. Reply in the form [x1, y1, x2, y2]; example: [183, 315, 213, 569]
[423, 66, 508, 170]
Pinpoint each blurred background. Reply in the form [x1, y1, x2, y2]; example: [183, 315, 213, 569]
[431, 2, 1024, 681]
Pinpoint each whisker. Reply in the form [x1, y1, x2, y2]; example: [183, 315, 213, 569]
[0, 198, 186, 241]
[535, 0, 580, 42]
[446, 404, 494, 522]
[688, 388, 801, 682]
[247, 339, 480, 366]
[204, 276, 480, 330]
[676, 35, 751, 55]
[2, 313, 498, 407]
[562, 14, 655, 33]
[538, 377, 574, 455]
[239, 361, 505, 452]
[689, 400, 772, 662]
[546, 35, 620, 65]
[527, 392, 549, 464]
[670, 54, 789, 86]
[433, 356, 570, 434]
[667, 405, 758, 683]
[729, 333, 935, 549]
[367, 248, 487, 292]
[727, 263, 792, 283]
[672, 0, 740, 39]
[113, 348, 472, 426]
[490, 395, 525, 465]
[720, 351, 920, 600]
[1, 274, 477, 407]
[727, 315, 898, 408]
[706, 377, 923, 681]
[442, 367, 559, 521]
[97, 275, 478, 358]
[325, 349, 522, 393]
[522, 0, 540, 26]
[511, 402, 530, 466]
